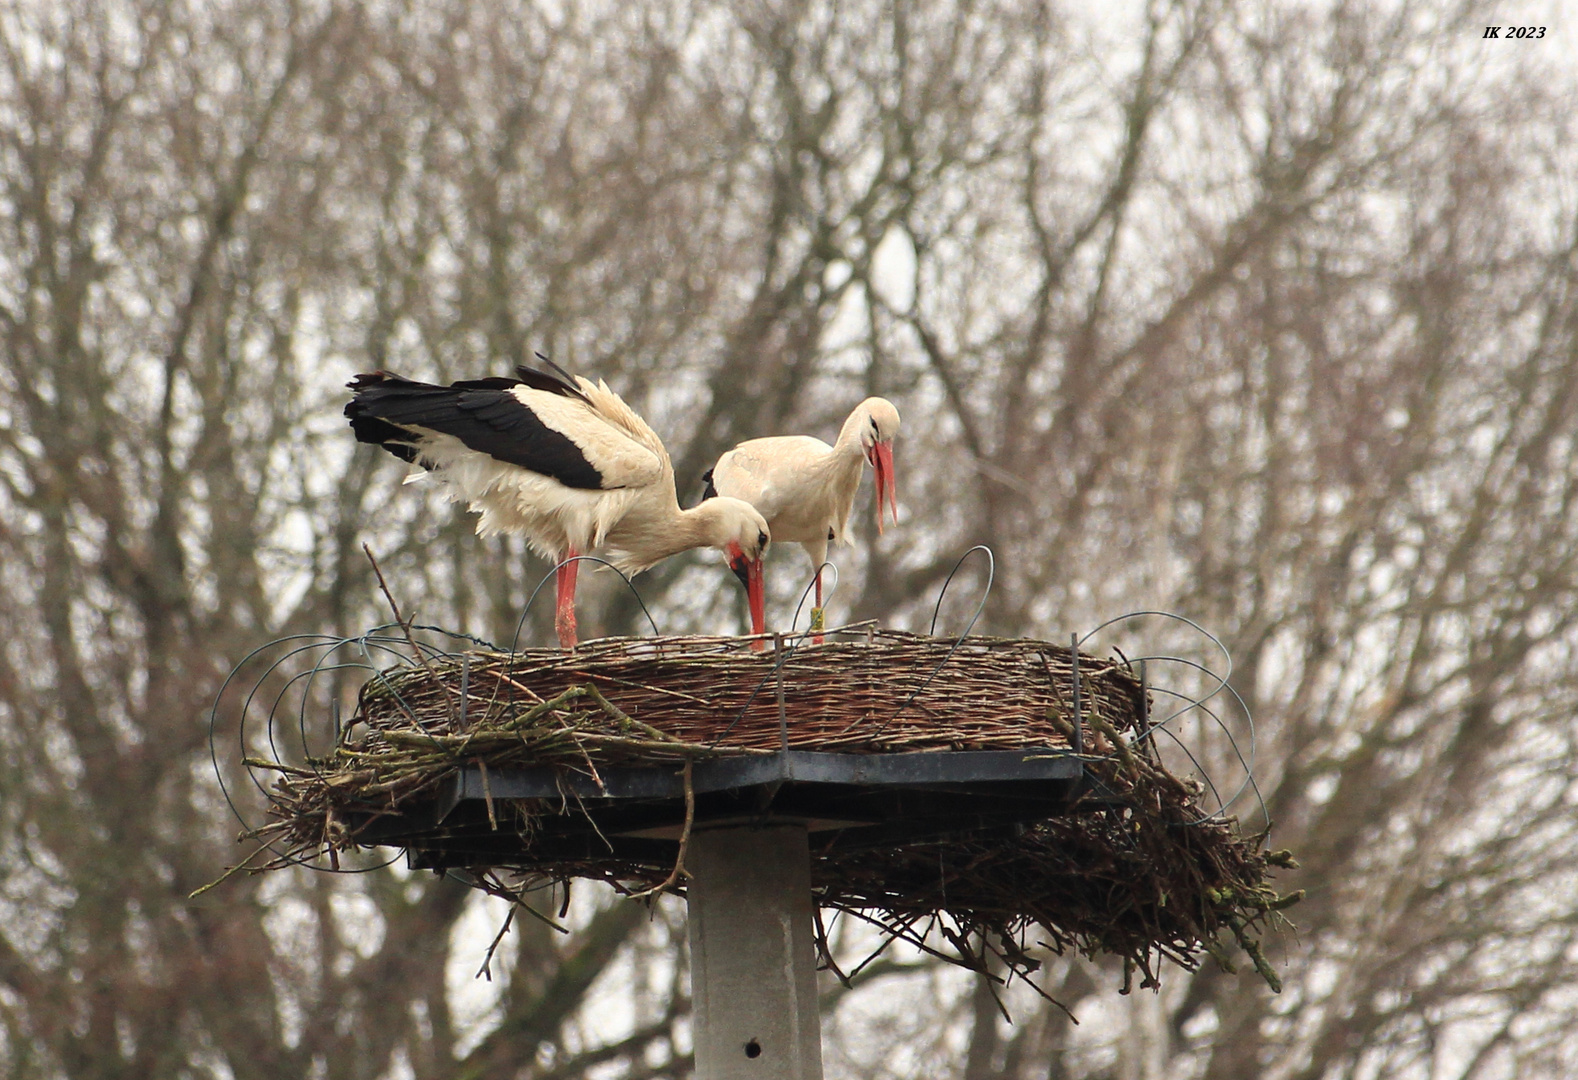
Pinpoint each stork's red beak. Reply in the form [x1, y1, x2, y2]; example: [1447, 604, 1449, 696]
[728, 545, 768, 648]
[746, 555, 766, 644]
[869, 440, 897, 533]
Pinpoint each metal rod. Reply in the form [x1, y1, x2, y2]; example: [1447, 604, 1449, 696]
[775, 633, 789, 752]
[1070, 633, 1083, 757]
[1137, 658, 1151, 760]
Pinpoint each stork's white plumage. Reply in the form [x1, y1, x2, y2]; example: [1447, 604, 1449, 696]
[347, 363, 769, 648]
[703, 397, 899, 639]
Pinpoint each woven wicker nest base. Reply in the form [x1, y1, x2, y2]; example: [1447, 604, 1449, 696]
[244, 628, 1298, 995]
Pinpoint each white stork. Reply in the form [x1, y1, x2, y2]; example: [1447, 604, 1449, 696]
[702, 397, 899, 639]
[346, 362, 770, 649]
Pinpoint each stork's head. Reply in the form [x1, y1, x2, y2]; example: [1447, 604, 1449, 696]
[704, 497, 771, 643]
[855, 397, 901, 533]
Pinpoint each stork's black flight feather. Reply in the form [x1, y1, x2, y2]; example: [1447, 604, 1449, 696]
[345, 369, 604, 489]
[513, 354, 592, 405]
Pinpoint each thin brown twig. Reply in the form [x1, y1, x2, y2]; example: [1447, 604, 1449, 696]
[476, 904, 516, 981]
[187, 841, 277, 898]
[479, 758, 497, 830]
[363, 543, 453, 714]
[628, 761, 695, 900]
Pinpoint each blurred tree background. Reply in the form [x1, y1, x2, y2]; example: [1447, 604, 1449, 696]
[2, 0, 1577, 1077]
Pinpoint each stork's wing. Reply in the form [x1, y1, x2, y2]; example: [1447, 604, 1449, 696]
[570, 377, 673, 475]
[346, 372, 660, 491]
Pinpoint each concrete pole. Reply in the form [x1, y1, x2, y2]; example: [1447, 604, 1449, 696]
[687, 825, 824, 1080]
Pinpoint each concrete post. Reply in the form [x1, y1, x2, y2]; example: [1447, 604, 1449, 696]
[687, 825, 824, 1080]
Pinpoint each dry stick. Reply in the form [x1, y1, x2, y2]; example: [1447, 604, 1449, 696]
[243, 757, 321, 776]
[362, 543, 453, 714]
[381, 730, 472, 750]
[498, 685, 587, 730]
[567, 731, 607, 794]
[1086, 711, 1140, 777]
[187, 841, 278, 898]
[486, 668, 545, 703]
[584, 683, 684, 743]
[564, 732, 773, 757]
[812, 904, 854, 986]
[475, 904, 516, 981]
[371, 687, 586, 753]
[629, 760, 695, 900]
[566, 783, 617, 854]
[322, 809, 341, 870]
[376, 725, 770, 758]
[576, 671, 710, 704]
[478, 759, 498, 830]
[454, 684, 585, 756]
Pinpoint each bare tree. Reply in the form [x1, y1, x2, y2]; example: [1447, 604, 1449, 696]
[3, 1, 1577, 1078]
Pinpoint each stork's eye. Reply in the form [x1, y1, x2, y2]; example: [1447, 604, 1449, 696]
[870, 417, 880, 434]
[757, 531, 768, 549]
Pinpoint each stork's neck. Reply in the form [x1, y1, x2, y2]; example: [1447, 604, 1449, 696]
[605, 492, 744, 576]
[832, 406, 874, 459]
[669, 499, 742, 554]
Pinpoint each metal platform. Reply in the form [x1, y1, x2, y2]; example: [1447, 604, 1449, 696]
[350, 748, 1093, 872]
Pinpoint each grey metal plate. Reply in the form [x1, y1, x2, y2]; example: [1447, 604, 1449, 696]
[436, 748, 1082, 820]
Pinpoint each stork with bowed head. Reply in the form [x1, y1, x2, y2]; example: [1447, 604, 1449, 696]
[346, 360, 770, 649]
[702, 397, 899, 642]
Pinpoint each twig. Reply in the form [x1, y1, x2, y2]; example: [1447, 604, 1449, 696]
[479, 759, 497, 830]
[363, 543, 453, 714]
[476, 904, 516, 981]
[486, 668, 546, 703]
[577, 671, 710, 704]
[564, 732, 774, 757]
[628, 761, 694, 900]
[244, 757, 321, 776]
[584, 683, 685, 743]
[813, 904, 853, 986]
[187, 841, 276, 898]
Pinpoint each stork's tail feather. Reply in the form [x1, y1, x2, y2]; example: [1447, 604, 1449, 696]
[344, 372, 454, 455]
[345, 373, 429, 462]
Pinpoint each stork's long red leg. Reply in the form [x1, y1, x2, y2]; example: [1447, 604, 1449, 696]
[555, 548, 581, 649]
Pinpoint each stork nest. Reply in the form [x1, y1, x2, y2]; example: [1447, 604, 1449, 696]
[241, 627, 1298, 997]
